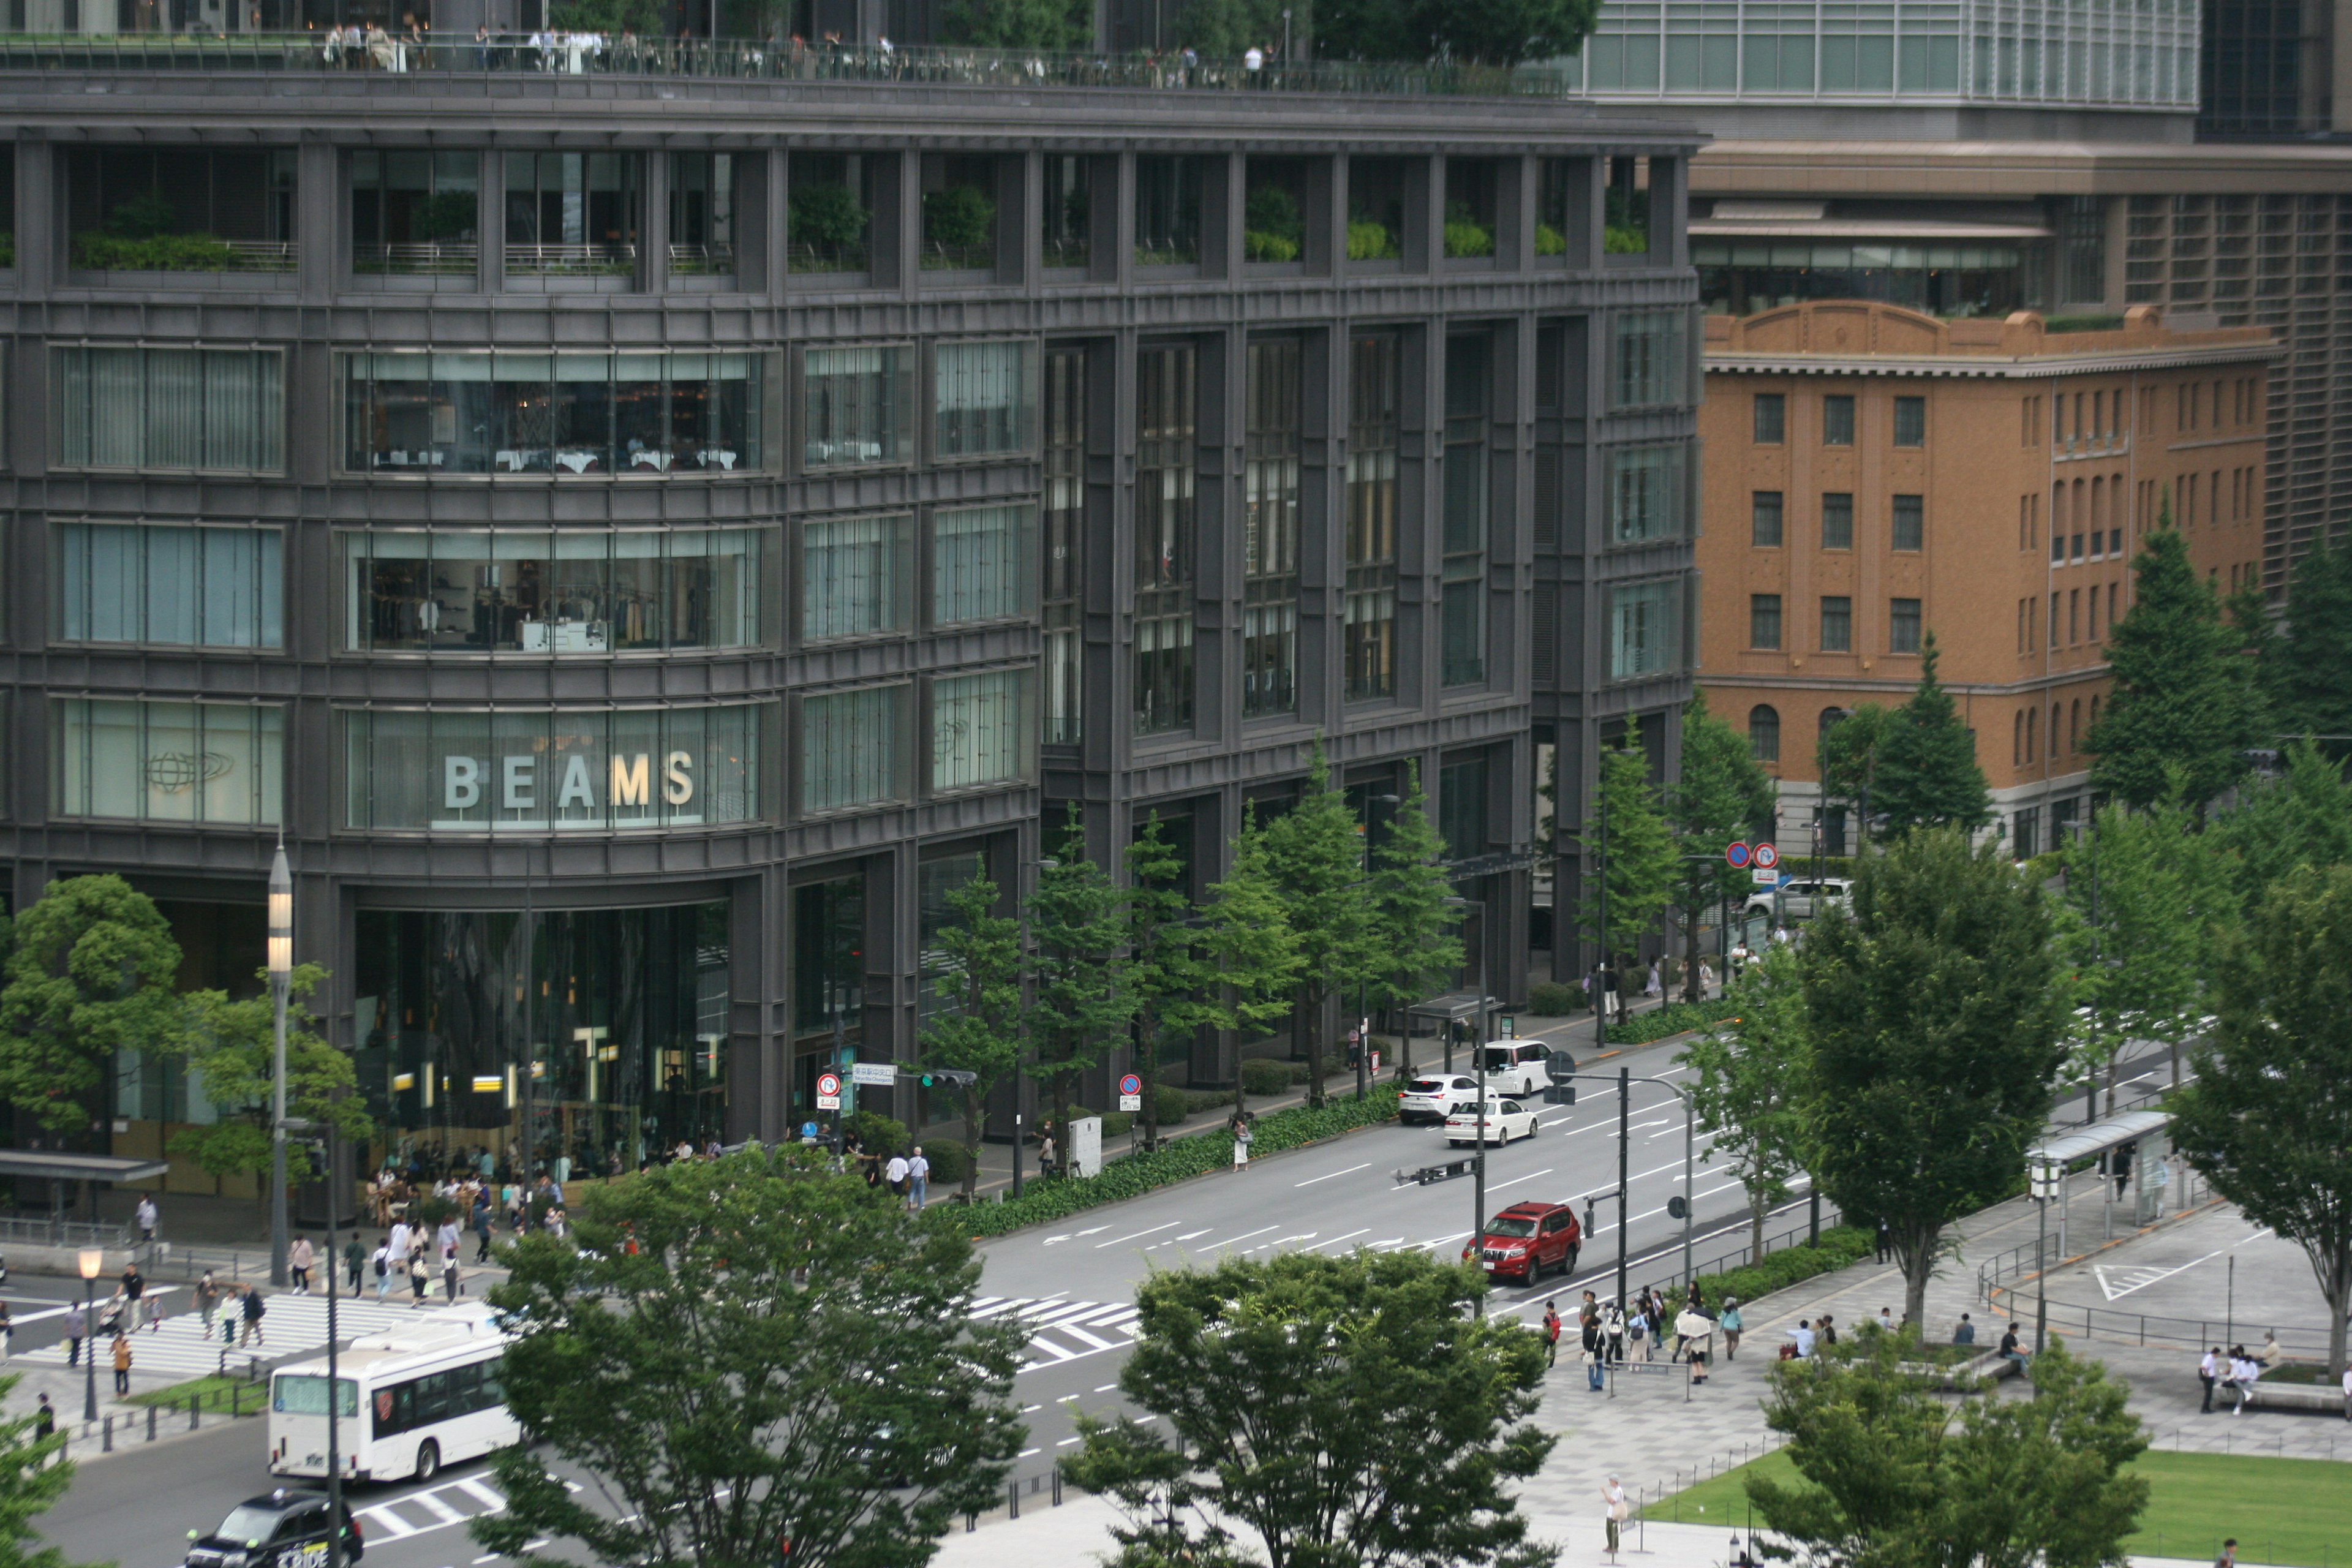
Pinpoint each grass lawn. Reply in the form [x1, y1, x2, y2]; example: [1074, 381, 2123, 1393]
[1639, 1448, 2352, 1566]
[124, 1373, 270, 1417]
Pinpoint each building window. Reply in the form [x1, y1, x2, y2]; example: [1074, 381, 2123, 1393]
[502, 151, 639, 276]
[342, 527, 761, 653]
[1823, 394, 1855, 445]
[1346, 333, 1400, 703]
[1610, 580, 1680, 680]
[1610, 311, 1688, 410]
[1754, 393, 1785, 444]
[53, 698, 283, 826]
[1749, 704, 1781, 763]
[787, 151, 875, 274]
[341, 704, 763, 831]
[2062, 195, 2105, 302]
[933, 341, 1032, 458]
[1750, 593, 1782, 649]
[350, 149, 478, 276]
[933, 504, 1036, 627]
[1244, 156, 1309, 263]
[1135, 344, 1196, 736]
[1043, 156, 1091, 270]
[1243, 337, 1302, 718]
[1135, 156, 1202, 267]
[1820, 595, 1852, 652]
[1439, 753, 1491, 858]
[1442, 336, 1490, 687]
[920, 154, 1000, 273]
[802, 514, 912, 643]
[1751, 490, 1784, 548]
[804, 345, 913, 469]
[1042, 349, 1085, 744]
[1443, 157, 1501, 260]
[1822, 492, 1855, 551]
[793, 873, 864, 1039]
[53, 346, 283, 473]
[1893, 395, 1926, 447]
[1890, 597, 1922, 653]
[65, 147, 294, 272]
[58, 522, 282, 649]
[669, 152, 737, 277]
[1609, 443, 1687, 545]
[801, 684, 907, 813]
[932, 669, 1033, 792]
[1892, 494, 1924, 551]
[340, 352, 760, 475]
[2012, 805, 2041, 858]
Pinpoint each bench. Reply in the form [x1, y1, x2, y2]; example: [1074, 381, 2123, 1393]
[2242, 1379, 2346, 1414]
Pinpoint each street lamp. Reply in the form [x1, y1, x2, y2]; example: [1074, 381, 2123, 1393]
[77, 1248, 102, 1423]
[2028, 1155, 2059, 1353]
[283, 1117, 345, 1568]
[268, 843, 293, 1289]
[1444, 897, 1496, 1317]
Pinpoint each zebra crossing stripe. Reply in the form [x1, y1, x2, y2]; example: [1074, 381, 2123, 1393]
[358, 1506, 418, 1539]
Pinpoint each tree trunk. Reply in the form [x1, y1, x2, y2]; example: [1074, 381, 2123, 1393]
[1898, 1224, 1938, 1328]
[2324, 1250, 2351, 1378]
[1684, 903, 1707, 1005]
[961, 1085, 982, 1201]
[1298, 983, 1327, 1109]
[1751, 1186, 1769, 1262]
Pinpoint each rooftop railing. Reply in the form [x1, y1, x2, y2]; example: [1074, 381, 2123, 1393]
[0, 33, 1577, 98]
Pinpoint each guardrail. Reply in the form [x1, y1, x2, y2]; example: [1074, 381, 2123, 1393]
[0, 1215, 130, 1248]
[354, 240, 477, 275]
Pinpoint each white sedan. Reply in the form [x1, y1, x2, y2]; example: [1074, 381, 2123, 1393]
[1399, 1075, 1483, 1125]
[1444, 1099, 1539, 1147]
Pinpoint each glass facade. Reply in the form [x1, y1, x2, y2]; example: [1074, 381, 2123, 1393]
[503, 151, 639, 274]
[1134, 345, 1197, 736]
[1608, 444, 1689, 544]
[669, 153, 737, 275]
[1243, 338, 1302, 718]
[934, 341, 1032, 458]
[931, 670, 1033, 792]
[1346, 333, 1401, 703]
[1697, 240, 2028, 318]
[933, 505, 1036, 627]
[341, 528, 761, 654]
[1610, 581, 1681, 679]
[1042, 349, 1085, 744]
[56, 522, 283, 648]
[1135, 156, 1203, 266]
[341, 705, 763, 831]
[341, 353, 761, 474]
[53, 699, 284, 826]
[352, 150, 479, 274]
[352, 902, 730, 1178]
[804, 345, 914, 469]
[802, 685, 907, 813]
[1442, 336, 1490, 688]
[1611, 311, 1689, 410]
[802, 514, 913, 642]
[52, 347, 284, 473]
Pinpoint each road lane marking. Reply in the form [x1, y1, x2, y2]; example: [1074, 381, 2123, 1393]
[1018, 1447, 1040, 1458]
[1308, 1228, 1371, 1251]
[1294, 1162, 1371, 1187]
[1055, 1437, 1083, 1446]
[1200, 1224, 1280, 1250]
[1020, 1404, 1042, 1413]
[1095, 1222, 1181, 1249]
[1174, 1229, 1213, 1241]
[1094, 1383, 1119, 1392]
[1484, 1168, 1555, 1194]
[412, 1491, 469, 1526]
[456, 1479, 505, 1510]
[358, 1507, 418, 1539]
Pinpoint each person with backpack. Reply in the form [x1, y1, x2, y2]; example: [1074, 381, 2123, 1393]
[194, 1272, 221, 1339]
[1542, 1301, 1562, 1369]
[238, 1287, 266, 1348]
[372, 1240, 394, 1301]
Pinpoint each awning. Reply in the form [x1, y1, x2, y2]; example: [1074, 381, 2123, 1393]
[1408, 992, 1502, 1023]
[2027, 1109, 2170, 1169]
[0, 1152, 170, 1184]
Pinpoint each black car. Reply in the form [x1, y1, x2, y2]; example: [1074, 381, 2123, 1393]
[185, 1488, 363, 1568]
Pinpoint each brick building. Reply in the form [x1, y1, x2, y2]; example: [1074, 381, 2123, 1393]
[1695, 301, 2272, 857]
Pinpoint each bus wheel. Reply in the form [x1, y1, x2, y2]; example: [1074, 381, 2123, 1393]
[413, 1440, 440, 1484]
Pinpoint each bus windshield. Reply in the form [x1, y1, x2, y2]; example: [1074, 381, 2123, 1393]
[273, 1375, 359, 1417]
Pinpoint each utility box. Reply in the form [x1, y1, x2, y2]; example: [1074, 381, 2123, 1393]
[1070, 1115, 1103, 1179]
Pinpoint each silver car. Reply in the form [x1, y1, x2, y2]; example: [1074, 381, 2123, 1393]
[1744, 876, 1852, 924]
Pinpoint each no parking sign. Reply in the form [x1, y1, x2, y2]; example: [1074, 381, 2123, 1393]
[1119, 1072, 1143, 1112]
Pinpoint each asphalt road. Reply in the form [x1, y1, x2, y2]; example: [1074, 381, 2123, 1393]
[34, 1033, 2188, 1568]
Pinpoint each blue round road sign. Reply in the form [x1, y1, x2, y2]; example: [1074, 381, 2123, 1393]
[1119, 1073, 1143, 1096]
[1725, 842, 1752, 869]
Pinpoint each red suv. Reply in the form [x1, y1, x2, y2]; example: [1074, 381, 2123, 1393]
[1461, 1201, 1581, 1285]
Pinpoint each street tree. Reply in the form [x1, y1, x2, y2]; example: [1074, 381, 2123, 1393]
[940, 0, 1091, 48]
[1679, 944, 1809, 1258]
[1578, 736, 1675, 1023]
[0, 1369, 92, 1568]
[1314, 0, 1601, 64]
[2056, 801, 2218, 1116]
[2088, 509, 2255, 812]
[1815, 703, 1890, 847]
[2210, 737, 2352, 914]
[1871, 634, 1992, 837]
[172, 963, 372, 1215]
[917, 875, 1025, 1202]
[1796, 827, 2068, 1325]
[472, 1147, 1023, 1568]
[1063, 1249, 1555, 1568]
[1262, 744, 1376, 1107]
[2263, 541, 2352, 748]
[1672, 691, 1778, 1000]
[0, 875, 186, 1139]
[1364, 761, 1466, 1051]
[2169, 862, 2352, 1375]
[1197, 812, 1305, 1109]
[1126, 815, 1215, 1151]
[1747, 1331, 2147, 1568]
[1028, 805, 1135, 1155]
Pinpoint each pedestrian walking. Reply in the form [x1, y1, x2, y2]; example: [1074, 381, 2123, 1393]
[1581, 1313, 1606, 1392]
[110, 1333, 132, 1395]
[387, 1218, 413, 1269]
[908, 1146, 930, 1211]
[1720, 1297, 1743, 1360]
[2200, 1346, 2220, 1413]
[1231, 1116, 1253, 1173]
[135, 1195, 159, 1243]
[372, 1240, 394, 1302]
[409, 1249, 431, 1304]
[437, 1215, 462, 1265]
[1601, 1297, 1625, 1365]
[34, 1394, 53, 1447]
[119, 1263, 145, 1333]
[442, 1245, 462, 1300]
[344, 1237, 366, 1297]
[472, 1193, 495, 1262]
[1542, 1301, 1562, 1369]
[238, 1287, 266, 1348]
[194, 1271, 221, 1340]
[1602, 1476, 1629, 1557]
[1874, 1219, 1892, 1264]
[63, 1301, 85, 1367]
[289, 1236, 314, 1295]
[1728, 940, 1751, 979]
[884, 1152, 910, 1200]
[1676, 1304, 1714, 1384]
[2232, 1347, 2256, 1415]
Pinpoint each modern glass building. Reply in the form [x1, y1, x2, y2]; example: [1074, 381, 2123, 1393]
[0, 45, 1698, 1182]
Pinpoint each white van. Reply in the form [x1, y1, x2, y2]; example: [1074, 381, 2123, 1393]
[1480, 1041, 1552, 1097]
[269, 1302, 518, 1485]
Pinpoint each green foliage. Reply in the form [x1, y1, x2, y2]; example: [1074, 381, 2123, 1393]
[1239, 1057, 1294, 1096]
[1242, 180, 1304, 262]
[1346, 219, 1401, 260]
[1534, 223, 1567, 256]
[949, 1089, 1400, 1237]
[549, 0, 662, 32]
[1689, 1226, 1873, 1311]
[1603, 223, 1648, 254]
[2260, 542, 2352, 748]
[1029, 806, 1134, 1150]
[412, 189, 477, 241]
[0, 875, 186, 1136]
[919, 1141, 970, 1185]
[1168, 0, 1306, 57]
[1816, 703, 1890, 840]
[1314, 0, 1599, 62]
[1527, 981, 1580, 1016]
[2210, 737, 2352, 915]
[921, 184, 997, 262]
[2089, 512, 2256, 811]
[1748, 1333, 2148, 1568]
[103, 189, 178, 239]
[1796, 828, 2067, 1325]
[1442, 215, 1495, 258]
[918, 875, 1026, 1200]
[1262, 743, 1377, 1107]
[71, 232, 251, 272]
[1153, 1085, 1190, 1126]
[1578, 736, 1678, 1009]
[1062, 1249, 1555, 1568]
[472, 1149, 1023, 1568]
[171, 963, 372, 1196]
[1127, 814, 1210, 1148]
[0, 1368, 88, 1568]
[938, 0, 1091, 47]
[1603, 995, 1741, 1046]
[1366, 761, 1466, 1027]
[1674, 690, 1780, 998]
[1871, 634, 1992, 836]
[1197, 811, 1304, 1085]
[2170, 862, 2352, 1374]
[1681, 945, 1810, 1255]
[839, 1110, 908, 1158]
[788, 181, 869, 255]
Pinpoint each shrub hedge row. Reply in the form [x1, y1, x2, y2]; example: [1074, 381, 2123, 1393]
[1685, 1225, 1874, 1308]
[1605, 996, 1744, 1046]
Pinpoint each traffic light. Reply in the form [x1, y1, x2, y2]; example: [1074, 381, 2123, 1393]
[919, 1068, 977, 1090]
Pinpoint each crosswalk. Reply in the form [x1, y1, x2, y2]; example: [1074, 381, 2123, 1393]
[971, 1296, 1142, 1371]
[20, 1289, 478, 1381]
[353, 1473, 511, 1544]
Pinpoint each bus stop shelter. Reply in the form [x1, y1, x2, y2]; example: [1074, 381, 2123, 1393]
[1407, 992, 1500, 1074]
[2026, 1108, 2173, 1259]
[0, 1151, 168, 1244]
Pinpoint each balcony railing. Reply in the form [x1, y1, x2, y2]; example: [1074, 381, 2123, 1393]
[505, 241, 636, 277]
[0, 34, 1577, 99]
[69, 234, 296, 273]
[355, 239, 478, 275]
[666, 241, 734, 276]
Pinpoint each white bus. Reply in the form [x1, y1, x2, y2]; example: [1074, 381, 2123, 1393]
[269, 1303, 519, 1485]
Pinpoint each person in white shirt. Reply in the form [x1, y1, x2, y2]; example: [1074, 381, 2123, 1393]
[1786, 1319, 1816, 1358]
[1877, 1306, 1896, 1334]
[2340, 1363, 2351, 1422]
[884, 1153, 910, 1199]
[907, 1147, 930, 1210]
[2200, 1347, 2221, 1413]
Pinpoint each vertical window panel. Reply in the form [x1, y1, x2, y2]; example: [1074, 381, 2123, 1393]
[802, 685, 906, 813]
[802, 516, 911, 642]
[932, 670, 1032, 792]
[51, 347, 284, 473]
[52, 699, 284, 826]
[933, 504, 1033, 626]
[56, 523, 283, 649]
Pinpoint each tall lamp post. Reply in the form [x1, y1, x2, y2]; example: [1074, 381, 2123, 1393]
[1444, 898, 1494, 1317]
[284, 1116, 345, 1568]
[77, 1248, 102, 1423]
[267, 843, 293, 1289]
[2028, 1153, 2058, 1353]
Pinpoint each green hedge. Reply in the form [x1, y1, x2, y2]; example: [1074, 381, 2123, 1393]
[1605, 996, 1743, 1046]
[1528, 981, 1582, 1016]
[1239, 1057, 1295, 1096]
[72, 232, 256, 271]
[941, 1087, 1402, 1237]
[1688, 1225, 1873, 1308]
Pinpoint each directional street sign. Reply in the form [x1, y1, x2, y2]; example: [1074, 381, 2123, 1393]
[850, 1061, 897, 1087]
[1752, 842, 1780, 870]
[1725, 841, 1752, 869]
[815, 1071, 843, 1111]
